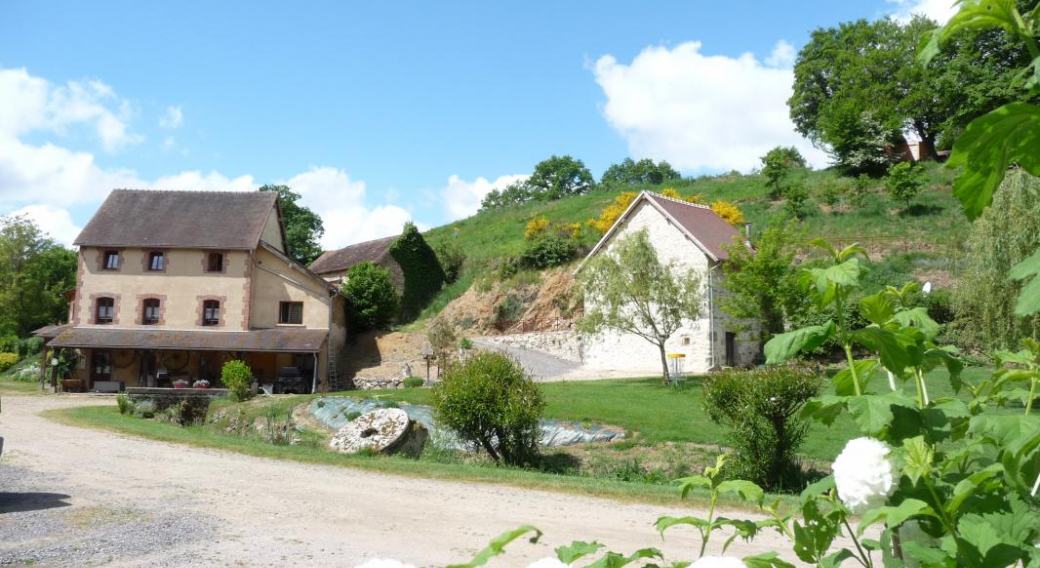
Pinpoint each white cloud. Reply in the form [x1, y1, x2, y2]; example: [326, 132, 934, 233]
[282, 166, 415, 249]
[152, 170, 257, 193]
[888, 0, 957, 24]
[592, 41, 827, 173]
[8, 204, 83, 246]
[0, 67, 140, 152]
[439, 173, 529, 221]
[765, 40, 796, 68]
[159, 105, 183, 129]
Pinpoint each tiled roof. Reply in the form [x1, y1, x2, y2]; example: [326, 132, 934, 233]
[643, 192, 743, 260]
[74, 190, 280, 250]
[49, 327, 328, 353]
[308, 235, 397, 275]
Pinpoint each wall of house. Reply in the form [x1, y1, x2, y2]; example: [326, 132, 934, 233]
[73, 247, 251, 330]
[250, 247, 332, 330]
[260, 208, 285, 253]
[581, 200, 756, 374]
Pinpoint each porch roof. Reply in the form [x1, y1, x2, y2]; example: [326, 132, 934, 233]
[32, 323, 71, 339]
[48, 327, 327, 353]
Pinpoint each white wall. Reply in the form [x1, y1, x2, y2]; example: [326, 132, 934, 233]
[581, 199, 756, 375]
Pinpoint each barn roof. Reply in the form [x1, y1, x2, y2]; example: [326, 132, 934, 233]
[74, 190, 283, 250]
[581, 191, 746, 266]
[308, 235, 397, 275]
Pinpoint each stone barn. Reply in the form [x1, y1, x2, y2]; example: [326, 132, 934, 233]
[578, 191, 758, 375]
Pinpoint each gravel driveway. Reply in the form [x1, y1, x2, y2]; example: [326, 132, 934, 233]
[0, 395, 794, 567]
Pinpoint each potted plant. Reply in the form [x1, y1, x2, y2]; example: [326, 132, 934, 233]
[192, 379, 210, 389]
[172, 378, 189, 389]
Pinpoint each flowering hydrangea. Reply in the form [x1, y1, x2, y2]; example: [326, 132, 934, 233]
[526, 558, 571, 568]
[354, 560, 417, 568]
[689, 556, 748, 568]
[832, 437, 895, 513]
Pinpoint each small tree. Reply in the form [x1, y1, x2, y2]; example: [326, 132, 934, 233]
[760, 146, 806, 199]
[221, 360, 253, 401]
[577, 229, 704, 382]
[885, 161, 925, 210]
[432, 351, 545, 465]
[426, 317, 458, 366]
[702, 365, 820, 491]
[343, 261, 399, 330]
[721, 217, 807, 344]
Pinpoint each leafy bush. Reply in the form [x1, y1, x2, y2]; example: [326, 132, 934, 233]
[710, 200, 745, 226]
[783, 180, 810, 219]
[344, 410, 362, 421]
[426, 317, 458, 361]
[343, 261, 399, 331]
[221, 360, 253, 401]
[587, 191, 638, 234]
[432, 351, 545, 465]
[520, 234, 576, 269]
[389, 222, 446, 321]
[434, 237, 466, 285]
[459, 336, 472, 350]
[0, 352, 19, 373]
[116, 393, 134, 415]
[885, 161, 925, 210]
[402, 376, 424, 388]
[760, 145, 807, 199]
[702, 365, 821, 491]
[494, 294, 526, 327]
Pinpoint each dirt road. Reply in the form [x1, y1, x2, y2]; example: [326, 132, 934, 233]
[0, 395, 793, 567]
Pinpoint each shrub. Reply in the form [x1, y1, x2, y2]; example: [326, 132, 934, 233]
[221, 359, 253, 401]
[494, 294, 526, 327]
[459, 336, 473, 350]
[783, 181, 810, 219]
[427, 317, 458, 361]
[701, 365, 821, 491]
[850, 173, 873, 208]
[520, 234, 576, 269]
[389, 222, 446, 321]
[523, 216, 551, 241]
[116, 393, 134, 415]
[344, 410, 362, 421]
[343, 261, 399, 331]
[0, 352, 19, 373]
[885, 161, 925, 210]
[403, 376, 424, 388]
[710, 200, 745, 226]
[170, 397, 209, 426]
[434, 238, 466, 285]
[432, 351, 545, 465]
[587, 191, 638, 234]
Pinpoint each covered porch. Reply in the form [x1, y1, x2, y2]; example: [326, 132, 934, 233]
[46, 327, 329, 394]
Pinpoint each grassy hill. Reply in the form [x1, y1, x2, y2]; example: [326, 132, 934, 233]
[415, 163, 966, 324]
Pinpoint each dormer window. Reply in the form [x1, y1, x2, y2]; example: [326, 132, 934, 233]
[96, 297, 115, 324]
[202, 300, 221, 326]
[206, 252, 224, 273]
[148, 251, 165, 271]
[142, 298, 161, 325]
[103, 251, 120, 270]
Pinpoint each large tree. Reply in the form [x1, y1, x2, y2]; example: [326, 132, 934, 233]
[601, 158, 680, 186]
[577, 229, 704, 382]
[342, 261, 399, 330]
[0, 216, 77, 337]
[527, 155, 594, 200]
[259, 184, 325, 265]
[789, 15, 1035, 173]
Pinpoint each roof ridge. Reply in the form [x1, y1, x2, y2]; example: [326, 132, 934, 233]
[644, 190, 712, 210]
[111, 188, 272, 196]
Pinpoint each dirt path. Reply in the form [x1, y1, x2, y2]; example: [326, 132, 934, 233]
[0, 395, 796, 567]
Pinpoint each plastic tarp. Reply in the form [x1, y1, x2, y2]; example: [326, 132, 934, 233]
[309, 397, 625, 451]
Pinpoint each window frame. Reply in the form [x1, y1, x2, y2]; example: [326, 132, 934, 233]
[278, 301, 304, 325]
[95, 297, 115, 324]
[142, 298, 161, 325]
[102, 250, 120, 271]
[147, 251, 165, 272]
[202, 299, 221, 326]
[205, 252, 224, 273]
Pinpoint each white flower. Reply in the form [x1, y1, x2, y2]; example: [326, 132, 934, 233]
[527, 558, 571, 568]
[832, 437, 895, 513]
[354, 560, 417, 568]
[690, 557, 748, 568]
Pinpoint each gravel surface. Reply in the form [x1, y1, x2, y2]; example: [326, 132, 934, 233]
[0, 395, 800, 567]
[470, 338, 581, 381]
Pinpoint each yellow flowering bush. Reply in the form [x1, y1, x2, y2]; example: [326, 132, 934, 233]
[523, 216, 550, 241]
[587, 191, 637, 234]
[711, 200, 745, 226]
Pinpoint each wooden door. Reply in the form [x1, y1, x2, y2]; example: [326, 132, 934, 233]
[91, 351, 112, 387]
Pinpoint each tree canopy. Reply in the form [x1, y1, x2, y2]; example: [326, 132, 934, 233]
[480, 155, 594, 211]
[259, 184, 325, 265]
[342, 261, 399, 331]
[0, 216, 77, 338]
[601, 158, 680, 186]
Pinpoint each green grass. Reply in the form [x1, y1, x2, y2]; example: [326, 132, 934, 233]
[0, 379, 40, 394]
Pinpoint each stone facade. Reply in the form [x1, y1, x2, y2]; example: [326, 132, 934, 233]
[483, 330, 583, 362]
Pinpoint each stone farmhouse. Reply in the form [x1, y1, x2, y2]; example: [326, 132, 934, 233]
[579, 191, 758, 374]
[34, 190, 347, 393]
[308, 235, 404, 292]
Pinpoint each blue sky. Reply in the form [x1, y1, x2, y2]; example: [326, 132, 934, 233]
[0, 0, 952, 249]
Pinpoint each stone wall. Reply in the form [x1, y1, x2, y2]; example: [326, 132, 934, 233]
[482, 330, 583, 362]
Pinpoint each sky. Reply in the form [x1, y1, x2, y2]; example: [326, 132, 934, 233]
[0, 0, 956, 250]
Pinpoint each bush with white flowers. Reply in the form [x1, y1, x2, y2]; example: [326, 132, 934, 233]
[831, 437, 894, 513]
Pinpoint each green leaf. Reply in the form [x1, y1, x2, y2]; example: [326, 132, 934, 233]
[585, 548, 663, 568]
[858, 499, 934, 535]
[764, 321, 836, 364]
[446, 525, 542, 568]
[846, 393, 914, 436]
[1010, 248, 1040, 316]
[675, 475, 711, 500]
[556, 541, 604, 564]
[716, 480, 765, 506]
[860, 292, 896, 326]
[892, 307, 941, 340]
[901, 436, 934, 484]
[655, 516, 709, 537]
[833, 360, 879, 396]
[945, 102, 1040, 220]
[852, 327, 917, 375]
[742, 552, 797, 568]
[800, 395, 847, 426]
[919, 0, 1024, 67]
